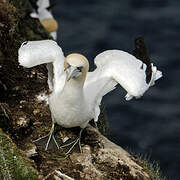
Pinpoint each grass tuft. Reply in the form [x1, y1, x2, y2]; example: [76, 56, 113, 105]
[133, 153, 167, 180]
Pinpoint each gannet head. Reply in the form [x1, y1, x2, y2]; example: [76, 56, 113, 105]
[64, 53, 89, 83]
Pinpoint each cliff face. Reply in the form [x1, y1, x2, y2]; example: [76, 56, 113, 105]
[0, 1, 162, 179]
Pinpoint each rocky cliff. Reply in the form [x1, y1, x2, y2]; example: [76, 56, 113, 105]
[0, 1, 163, 179]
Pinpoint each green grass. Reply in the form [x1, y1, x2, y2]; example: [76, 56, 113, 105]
[133, 153, 166, 180]
[0, 128, 39, 180]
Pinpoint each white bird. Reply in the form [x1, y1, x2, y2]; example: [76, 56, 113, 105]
[18, 40, 162, 153]
[30, 0, 58, 40]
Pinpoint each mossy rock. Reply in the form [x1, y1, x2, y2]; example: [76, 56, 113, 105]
[0, 128, 39, 180]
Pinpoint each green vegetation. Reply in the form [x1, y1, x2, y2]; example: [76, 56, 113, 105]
[0, 128, 39, 180]
[134, 153, 166, 180]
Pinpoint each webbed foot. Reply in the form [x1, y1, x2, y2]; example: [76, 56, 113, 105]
[60, 128, 83, 155]
[33, 123, 62, 150]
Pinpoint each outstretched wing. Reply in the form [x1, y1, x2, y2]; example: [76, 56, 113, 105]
[18, 40, 66, 92]
[84, 50, 162, 122]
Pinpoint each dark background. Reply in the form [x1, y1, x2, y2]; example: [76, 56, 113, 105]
[51, 0, 180, 179]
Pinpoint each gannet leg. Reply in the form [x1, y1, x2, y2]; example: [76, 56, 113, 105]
[45, 122, 55, 150]
[60, 128, 83, 154]
[78, 128, 83, 153]
[94, 121, 98, 129]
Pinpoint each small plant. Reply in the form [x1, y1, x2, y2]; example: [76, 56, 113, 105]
[133, 153, 166, 180]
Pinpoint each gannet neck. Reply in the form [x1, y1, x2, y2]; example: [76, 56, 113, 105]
[64, 79, 84, 95]
[57, 79, 85, 114]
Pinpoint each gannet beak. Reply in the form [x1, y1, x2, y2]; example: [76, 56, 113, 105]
[67, 66, 81, 81]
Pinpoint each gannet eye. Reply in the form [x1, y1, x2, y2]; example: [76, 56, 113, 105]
[77, 66, 83, 72]
[22, 41, 28, 46]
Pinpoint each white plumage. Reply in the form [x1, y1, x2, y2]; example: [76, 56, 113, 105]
[18, 40, 162, 151]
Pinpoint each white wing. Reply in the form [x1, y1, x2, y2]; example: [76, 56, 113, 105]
[18, 40, 66, 92]
[84, 50, 162, 122]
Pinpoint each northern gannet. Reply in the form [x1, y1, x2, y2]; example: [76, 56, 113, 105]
[30, 0, 58, 39]
[18, 40, 162, 153]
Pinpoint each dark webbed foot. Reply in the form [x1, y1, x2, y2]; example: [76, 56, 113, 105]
[33, 124, 84, 154]
[61, 138, 82, 154]
[33, 123, 62, 151]
[60, 128, 83, 155]
[34, 134, 62, 150]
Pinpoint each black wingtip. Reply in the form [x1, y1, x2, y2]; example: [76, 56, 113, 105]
[132, 36, 152, 84]
[29, 0, 38, 11]
[46, 3, 57, 11]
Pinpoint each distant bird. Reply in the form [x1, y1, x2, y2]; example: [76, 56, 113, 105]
[18, 40, 162, 154]
[29, 0, 58, 39]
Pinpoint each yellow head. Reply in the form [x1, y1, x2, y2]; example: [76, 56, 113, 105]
[64, 53, 89, 83]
